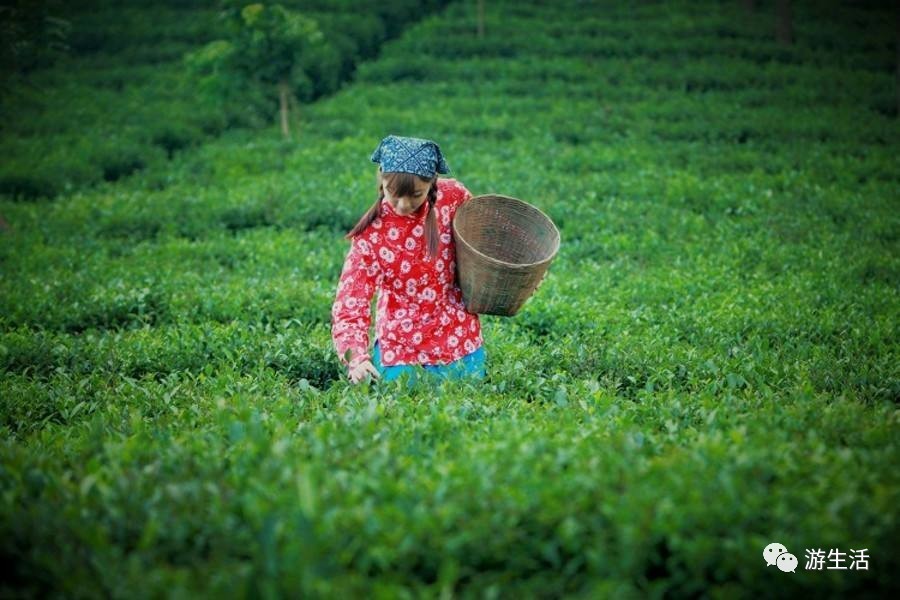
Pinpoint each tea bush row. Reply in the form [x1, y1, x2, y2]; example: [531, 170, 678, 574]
[2, 371, 895, 596]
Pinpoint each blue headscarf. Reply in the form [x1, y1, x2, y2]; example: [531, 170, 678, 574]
[370, 135, 450, 179]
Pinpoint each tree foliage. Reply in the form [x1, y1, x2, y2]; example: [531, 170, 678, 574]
[186, 2, 333, 136]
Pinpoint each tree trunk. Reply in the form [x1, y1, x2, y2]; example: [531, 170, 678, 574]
[279, 80, 291, 139]
[776, 0, 793, 46]
[477, 0, 485, 38]
[288, 89, 300, 134]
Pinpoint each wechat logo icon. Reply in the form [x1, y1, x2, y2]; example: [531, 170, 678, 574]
[763, 542, 798, 573]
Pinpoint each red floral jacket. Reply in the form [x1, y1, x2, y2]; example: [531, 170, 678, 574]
[331, 178, 483, 369]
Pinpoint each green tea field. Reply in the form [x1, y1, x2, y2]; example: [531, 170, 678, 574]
[1, 0, 898, 597]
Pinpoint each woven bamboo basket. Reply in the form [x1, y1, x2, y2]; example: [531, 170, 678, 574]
[452, 194, 560, 316]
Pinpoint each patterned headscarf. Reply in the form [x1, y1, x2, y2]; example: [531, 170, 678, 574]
[370, 135, 451, 179]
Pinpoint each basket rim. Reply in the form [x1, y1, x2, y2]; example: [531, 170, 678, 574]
[452, 193, 561, 270]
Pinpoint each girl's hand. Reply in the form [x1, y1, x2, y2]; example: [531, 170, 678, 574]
[348, 359, 380, 384]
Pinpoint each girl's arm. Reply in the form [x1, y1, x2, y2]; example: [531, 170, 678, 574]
[331, 236, 381, 371]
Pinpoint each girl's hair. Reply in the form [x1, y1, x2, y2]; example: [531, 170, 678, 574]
[346, 168, 440, 260]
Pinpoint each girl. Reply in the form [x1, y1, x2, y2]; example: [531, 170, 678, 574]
[331, 135, 486, 385]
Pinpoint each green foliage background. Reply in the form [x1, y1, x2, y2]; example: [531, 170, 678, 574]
[0, 0, 448, 199]
[1, 0, 898, 597]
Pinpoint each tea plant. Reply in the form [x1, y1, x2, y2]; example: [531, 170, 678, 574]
[1, 0, 898, 597]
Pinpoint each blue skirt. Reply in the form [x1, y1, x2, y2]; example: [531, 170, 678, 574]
[373, 340, 486, 384]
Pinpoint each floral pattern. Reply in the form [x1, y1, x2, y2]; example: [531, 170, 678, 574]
[332, 178, 482, 368]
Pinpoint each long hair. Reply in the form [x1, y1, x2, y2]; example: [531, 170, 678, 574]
[346, 168, 439, 260]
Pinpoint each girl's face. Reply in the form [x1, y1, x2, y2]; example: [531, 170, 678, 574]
[382, 176, 433, 216]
